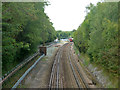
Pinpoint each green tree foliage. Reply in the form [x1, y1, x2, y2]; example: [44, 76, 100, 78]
[2, 2, 56, 74]
[73, 2, 119, 75]
[56, 30, 73, 40]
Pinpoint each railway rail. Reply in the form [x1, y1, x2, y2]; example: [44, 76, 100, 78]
[49, 45, 64, 89]
[67, 43, 89, 88]
[49, 43, 90, 89]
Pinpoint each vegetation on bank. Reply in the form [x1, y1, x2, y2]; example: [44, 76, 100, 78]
[73, 2, 119, 78]
[2, 2, 56, 74]
[73, 45, 118, 88]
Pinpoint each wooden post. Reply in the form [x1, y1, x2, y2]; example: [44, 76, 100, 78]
[39, 46, 47, 55]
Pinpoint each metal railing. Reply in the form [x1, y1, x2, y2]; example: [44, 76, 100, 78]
[12, 54, 45, 89]
[0, 52, 39, 85]
[0, 42, 54, 85]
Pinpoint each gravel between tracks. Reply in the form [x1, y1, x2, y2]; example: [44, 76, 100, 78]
[60, 43, 78, 88]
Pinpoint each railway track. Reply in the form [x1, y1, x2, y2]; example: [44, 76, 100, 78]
[49, 47, 61, 89]
[49, 43, 90, 89]
[49, 44, 69, 89]
[67, 43, 89, 88]
[3, 42, 91, 88]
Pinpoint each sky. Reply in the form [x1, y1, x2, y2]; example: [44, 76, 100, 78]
[45, 0, 101, 31]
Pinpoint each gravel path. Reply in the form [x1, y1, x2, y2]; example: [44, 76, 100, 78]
[19, 45, 59, 88]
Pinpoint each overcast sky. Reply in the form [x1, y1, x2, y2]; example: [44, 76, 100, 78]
[45, 0, 101, 31]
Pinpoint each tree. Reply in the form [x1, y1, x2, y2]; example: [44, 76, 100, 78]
[2, 2, 56, 74]
[73, 2, 118, 75]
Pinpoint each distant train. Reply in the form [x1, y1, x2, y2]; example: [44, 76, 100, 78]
[69, 38, 73, 42]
